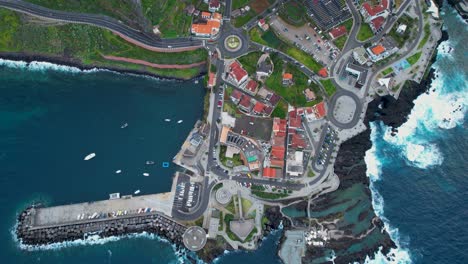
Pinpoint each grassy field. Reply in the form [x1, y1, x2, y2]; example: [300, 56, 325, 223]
[357, 23, 374, 41]
[26, 0, 139, 25]
[238, 51, 262, 75]
[250, 28, 323, 72]
[278, 0, 307, 26]
[233, 9, 256, 28]
[382, 67, 393, 76]
[407, 51, 422, 65]
[319, 79, 337, 97]
[232, 0, 251, 10]
[333, 35, 347, 50]
[271, 99, 288, 118]
[241, 197, 252, 216]
[265, 54, 322, 107]
[252, 190, 288, 199]
[341, 18, 354, 32]
[141, 0, 194, 38]
[0, 9, 207, 79]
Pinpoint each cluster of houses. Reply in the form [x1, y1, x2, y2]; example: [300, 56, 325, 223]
[225, 55, 278, 117]
[263, 103, 327, 178]
[360, 0, 391, 34]
[190, 11, 223, 38]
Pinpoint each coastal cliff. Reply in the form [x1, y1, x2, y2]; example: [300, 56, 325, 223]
[296, 27, 448, 264]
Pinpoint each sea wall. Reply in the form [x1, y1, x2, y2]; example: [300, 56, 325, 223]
[16, 206, 187, 247]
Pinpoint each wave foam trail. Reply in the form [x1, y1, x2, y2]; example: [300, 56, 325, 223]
[0, 58, 102, 73]
[363, 123, 412, 264]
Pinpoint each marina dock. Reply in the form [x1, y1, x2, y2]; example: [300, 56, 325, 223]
[16, 192, 187, 247]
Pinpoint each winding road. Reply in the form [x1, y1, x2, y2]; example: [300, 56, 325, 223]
[0, 0, 202, 51]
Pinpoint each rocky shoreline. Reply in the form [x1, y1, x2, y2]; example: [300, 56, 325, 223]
[297, 24, 448, 263]
[0, 52, 206, 82]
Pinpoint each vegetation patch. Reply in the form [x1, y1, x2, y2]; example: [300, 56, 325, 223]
[271, 99, 288, 119]
[333, 35, 347, 50]
[382, 67, 393, 76]
[417, 23, 431, 49]
[238, 51, 262, 75]
[389, 15, 416, 48]
[0, 9, 207, 79]
[357, 23, 374, 42]
[320, 79, 337, 97]
[249, 28, 323, 72]
[265, 54, 322, 107]
[220, 145, 244, 167]
[407, 51, 422, 65]
[233, 9, 256, 28]
[252, 190, 289, 199]
[278, 0, 307, 26]
[141, 0, 193, 38]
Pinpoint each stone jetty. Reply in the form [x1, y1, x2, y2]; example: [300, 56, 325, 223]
[16, 206, 187, 246]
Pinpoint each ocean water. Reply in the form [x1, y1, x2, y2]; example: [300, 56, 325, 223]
[0, 5, 466, 264]
[364, 6, 468, 264]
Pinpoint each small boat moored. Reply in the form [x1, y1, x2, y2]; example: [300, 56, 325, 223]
[115, 170, 122, 174]
[143, 173, 150, 177]
[146, 161, 155, 165]
[164, 119, 171, 122]
[177, 120, 183, 124]
[84, 153, 96, 161]
[121, 123, 128, 129]
[134, 190, 141, 194]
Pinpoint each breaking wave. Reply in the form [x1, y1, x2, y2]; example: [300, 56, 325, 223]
[10, 225, 195, 264]
[364, 123, 412, 264]
[382, 61, 466, 169]
[0, 58, 179, 82]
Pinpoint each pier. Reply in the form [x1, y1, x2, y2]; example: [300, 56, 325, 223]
[16, 192, 189, 247]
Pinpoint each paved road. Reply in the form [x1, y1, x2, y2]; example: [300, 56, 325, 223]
[0, 0, 202, 50]
[224, 0, 232, 20]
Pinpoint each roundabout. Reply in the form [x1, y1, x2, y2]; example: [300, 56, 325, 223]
[224, 35, 242, 52]
[183, 226, 207, 251]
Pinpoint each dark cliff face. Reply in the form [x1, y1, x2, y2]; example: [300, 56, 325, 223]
[301, 28, 449, 264]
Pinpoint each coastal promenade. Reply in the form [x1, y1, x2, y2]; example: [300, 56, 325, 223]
[0, 0, 202, 52]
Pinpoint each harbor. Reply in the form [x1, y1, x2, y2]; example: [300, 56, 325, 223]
[15, 191, 188, 247]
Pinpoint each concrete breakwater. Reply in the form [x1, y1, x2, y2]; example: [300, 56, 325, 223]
[16, 206, 187, 247]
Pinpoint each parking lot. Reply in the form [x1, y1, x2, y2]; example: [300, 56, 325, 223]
[315, 126, 337, 167]
[270, 16, 339, 67]
[173, 178, 201, 213]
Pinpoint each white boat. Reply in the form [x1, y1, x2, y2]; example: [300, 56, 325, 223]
[84, 153, 96, 161]
[146, 161, 155, 165]
[194, 80, 199, 84]
[115, 170, 122, 174]
[134, 190, 141, 194]
[143, 173, 150, 177]
[177, 120, 183, 124]
[164, 119, 171, 122]
[121, 123, 128, 128]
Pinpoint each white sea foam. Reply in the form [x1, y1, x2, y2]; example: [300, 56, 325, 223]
[363, 123, 412, 264]
[382, 61, 466, 168]
[0, 58, 171, 82]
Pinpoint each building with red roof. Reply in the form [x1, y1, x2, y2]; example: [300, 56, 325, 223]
[314, 102, 326, 119]
[228, 61, 248, 87]
[318, 68, 328, 77]
[238, 95, 252, 112]
[289, 117, 302, 131]
[272, 118, 287, 133]
[290, 134, 307, 149]
[282, 73, 293, 86]
[263, 167, 278, 178]
[370, 16, 385, 33]
[257, 18, 269, 31]
[270, 146, 285, 168]
[360, 0, 389, 21]
[329, 25, 347, 39]
[230, 89, 243, 104]
[209, 0, 220, 12]
[253, 101, 266, 114]
[245, 79, 258, 94]
[208, 72, 216, 88]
